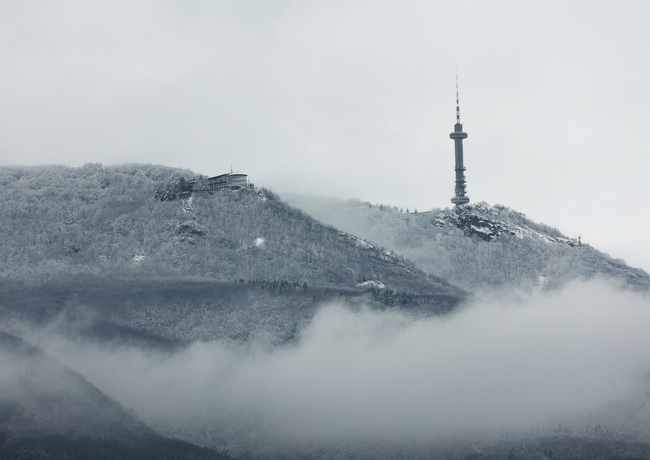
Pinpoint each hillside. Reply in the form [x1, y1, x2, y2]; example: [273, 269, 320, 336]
[0, 331, 230, 459]
[283, 194, 650, 292]
[0, 164, 464, 348]
[0, 164, 459, 296]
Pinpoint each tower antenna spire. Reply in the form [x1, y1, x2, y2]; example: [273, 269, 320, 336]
[455, 72, 461, 124]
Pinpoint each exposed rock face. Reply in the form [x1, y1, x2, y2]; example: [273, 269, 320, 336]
[437, 203, 579, 246]
[438, 206, 513, 241]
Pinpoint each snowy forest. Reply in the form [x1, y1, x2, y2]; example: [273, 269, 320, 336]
[0, 164, 455, 295]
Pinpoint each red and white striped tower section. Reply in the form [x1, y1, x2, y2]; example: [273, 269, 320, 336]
[450, 75, 470, 206]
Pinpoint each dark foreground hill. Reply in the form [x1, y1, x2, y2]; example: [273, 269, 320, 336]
[0, 331, 230, 459]
[284, 194, 650, 292]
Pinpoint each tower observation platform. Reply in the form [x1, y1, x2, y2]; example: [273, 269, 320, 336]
[450, 78, 469, 206]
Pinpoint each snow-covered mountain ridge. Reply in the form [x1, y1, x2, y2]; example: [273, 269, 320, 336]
[283, 194, 650, 292]
[0, 164, 464, 349]
[0, 164, 458, 297]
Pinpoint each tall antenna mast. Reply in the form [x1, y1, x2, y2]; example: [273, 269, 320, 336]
[456, 73, 461, 124]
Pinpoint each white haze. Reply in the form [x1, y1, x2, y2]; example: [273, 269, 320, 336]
[49, 281, 650, 451]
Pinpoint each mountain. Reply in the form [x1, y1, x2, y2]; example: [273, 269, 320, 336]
[0, 164, 464, 348]
[0, 163, 466, 457]
[282, 194, 650, 292]
[2, 164, 650, 459]
[0, 164, 459, 294]
[0, 331, 230, 459]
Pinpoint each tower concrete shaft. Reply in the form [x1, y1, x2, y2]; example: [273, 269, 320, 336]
[450, 122, 469, 205]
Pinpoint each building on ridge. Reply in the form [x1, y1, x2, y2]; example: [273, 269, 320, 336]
[183, 171, 250, 198]
[207, 172, 249, 191]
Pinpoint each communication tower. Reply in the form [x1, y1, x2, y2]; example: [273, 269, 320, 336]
[450, 76, 470, 206]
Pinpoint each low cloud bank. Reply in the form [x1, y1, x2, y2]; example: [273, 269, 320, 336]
[51, 281, 650, 451]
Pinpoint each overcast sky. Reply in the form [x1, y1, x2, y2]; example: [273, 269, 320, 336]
[1, 1, 649, 271]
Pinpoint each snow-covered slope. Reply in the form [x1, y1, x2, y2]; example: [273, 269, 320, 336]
[283, 195, 650, 292]
[0, 164, 465, 348]
[0, 164, 459, 297]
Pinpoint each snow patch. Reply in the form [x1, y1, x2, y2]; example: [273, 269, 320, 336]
[357, 280, 386, 289]
[181, 196, 194, 213]
[345, 233, 374, 249]
[132, 255, 146, 264]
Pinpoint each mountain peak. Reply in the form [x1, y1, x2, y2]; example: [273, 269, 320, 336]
[283, 194, 650, 292]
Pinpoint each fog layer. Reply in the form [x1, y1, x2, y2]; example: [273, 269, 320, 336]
[51, 281, 650, 450]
